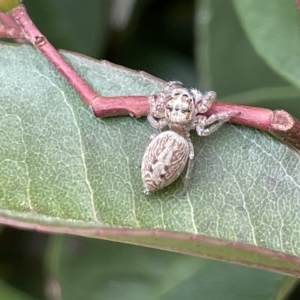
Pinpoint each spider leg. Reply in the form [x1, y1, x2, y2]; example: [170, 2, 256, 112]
[145, 133, 158, 147]
[183, 134, 195, 191]
[192, 90, 216, 113]
[147, 114, 168, 129]
[161, 81, 183, 95]
[195, 111, 238, 136]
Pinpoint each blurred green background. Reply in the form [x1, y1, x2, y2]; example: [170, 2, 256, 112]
[1, 0, 300, 299]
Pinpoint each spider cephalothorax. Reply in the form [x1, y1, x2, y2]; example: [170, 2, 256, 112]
[142, 81, 238, 194]
[165, 88, 195, 126]
[147, 81, 219, 135]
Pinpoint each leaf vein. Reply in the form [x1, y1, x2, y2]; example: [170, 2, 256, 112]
[33, 71, 98, 221]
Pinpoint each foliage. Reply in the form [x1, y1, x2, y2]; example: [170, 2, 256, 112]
[1, 0, 300, 299]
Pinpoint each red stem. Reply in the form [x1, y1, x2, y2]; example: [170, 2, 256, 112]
[91, 95, 300, 151]
[11, 5, 99, 105]
[0, 24, 24, 39]
[91, 95, 273, 130]
[6, 5, 300, 151]
[0, 12, 18, 27]
[0, 12, 26, 42]
[91, 95, 149, 118]
[202, 102, 272, 131]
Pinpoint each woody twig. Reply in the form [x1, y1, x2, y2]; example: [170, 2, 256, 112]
[0, 5, 299, 151]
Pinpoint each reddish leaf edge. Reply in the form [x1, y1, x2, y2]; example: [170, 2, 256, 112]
[0, 213, 299, 277]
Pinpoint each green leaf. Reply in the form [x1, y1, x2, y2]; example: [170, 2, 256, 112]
[232, 0, 300, 89]
[0, 43, 300, 276]
[195, 0, 300, 122]
[195, 0, 289, 97]
[0, 280, 35, 300]
[49, 236, 296, 300]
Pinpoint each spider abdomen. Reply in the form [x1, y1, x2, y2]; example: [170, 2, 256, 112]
[141, 131, 189, 194]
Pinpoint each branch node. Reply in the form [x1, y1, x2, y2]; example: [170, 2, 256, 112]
[34, 35, 46, 47]
[271, 109, 294, 131]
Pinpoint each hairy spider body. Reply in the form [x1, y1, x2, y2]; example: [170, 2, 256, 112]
[142, 81, 238, 194]
[165, 89, 194, 125]
[141, 131, 190, 194]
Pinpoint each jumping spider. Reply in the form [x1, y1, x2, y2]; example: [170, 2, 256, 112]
[141, 81, 239, 194]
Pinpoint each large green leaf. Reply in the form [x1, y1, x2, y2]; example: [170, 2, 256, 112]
[195, 0, 300, 124]
[49, 236, 295, 300]
[195, 0, 288, 96]
[232, 0, 300, 90]
[0, 43, 300, 275]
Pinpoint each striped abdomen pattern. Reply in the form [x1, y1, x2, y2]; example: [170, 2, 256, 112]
[141, 131, 189, 193]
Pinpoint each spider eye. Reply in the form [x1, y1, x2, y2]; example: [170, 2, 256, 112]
[182, 109, 191, 113]
[166, 104, 173, 111]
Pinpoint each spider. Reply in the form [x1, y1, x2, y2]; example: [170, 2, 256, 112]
[141, 81, 239, 194]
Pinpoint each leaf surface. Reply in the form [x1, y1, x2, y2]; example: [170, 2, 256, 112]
[0, 43, 300, 275]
